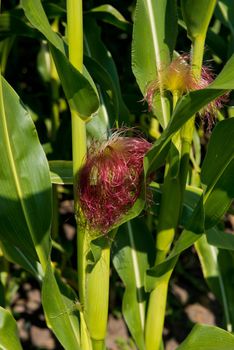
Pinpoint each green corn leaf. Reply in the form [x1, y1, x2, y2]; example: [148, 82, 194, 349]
[132, 0, 177, 128]
[145, 117, 234, 291]
[112, 219, 155, 350]
[0, 240, 43, 278]
[0, 76, 51, 270]
[87, 4, 130, 32]
[49, 161, 73, 185]
[215, 0, 234, 34]
[177, 324, 234, 350]
[42, 262, 81, 350]
[195, 236, 233, 332]
[43, 3, 66, 19]
[195, 235, 223, 300]
[206, 227, 234, 250]
[0, 307, 23, 350]
[49, 44, 99, 120]
[206, 28, 227, 62]
[216, 250, 234, 329]
[145, 195, 205, 292]
[21, 0, 64, 51]
[21, 0, 99, 120]
[201, 118, 234, 228]
[84, 16, 129, 124]
[132, 0, 177, 91]
[181, 0, 217, 40]
[0, 12, 40, 40]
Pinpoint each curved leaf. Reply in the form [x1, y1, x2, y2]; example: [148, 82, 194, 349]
[0, 307, 23, 350]
[132, 0, 177, 92]
[0, 76, 51, 269]
[146, 117, 234, 290]
[42, 263, 81, 350]
[112, 219, 155, 350]
[84, 16, 129, 124]
[0, 240, 43, 278]
[49, 160, 73, 185]
[201, 118, 234, 228]
[49, 44, 99, 119]
[181, 0, 217, 40]
[145, 199, 204, 292]
[132, 0, 177, 128]
[177, 324, 234, 350]
[206, 228, 234, 250]
[195, 236, 233, 332]
[0, 12, 40, 40]
[217, 250, 234, 329]
[215, 0, 234, 34]
[87, 5, 130, 32]
[21, 0, 99, 119]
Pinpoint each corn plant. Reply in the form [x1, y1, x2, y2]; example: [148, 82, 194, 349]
[1, 0, 234, 350]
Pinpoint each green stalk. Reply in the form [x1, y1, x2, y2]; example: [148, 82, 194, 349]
[179, 28, 206, 202]
[191, 34, 205, 77]
[67, 3, 110, 349]
[86, 244, 110, 350]
[146, 6, 216, 344]
[145, 271, 171, 350]
[66, 0, 87, 300]
[145, 168, 181, 350]
[66, 0, 86, 184]
[66, 0, 89, 348]
[145, 93, 181, 350]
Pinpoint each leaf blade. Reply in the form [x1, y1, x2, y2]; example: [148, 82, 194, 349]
[0, 307, 23, 350]
[0, 76, 52, 269]
[112, 219, 154, 350]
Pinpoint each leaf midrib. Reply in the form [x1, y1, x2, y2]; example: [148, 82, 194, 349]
[0, 78, 80, 347]
[0, 77, 36, 247]
[127, 221, 145, 330]
[144, 0, 168, 128]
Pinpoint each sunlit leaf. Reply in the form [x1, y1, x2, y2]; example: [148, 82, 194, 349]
[195, 235, 233, 332]
[0, 307, 23, 350]
[177, 324, 234, 350]
[21, 0, 99, 119]
[112, 219, 155, 350]
[132, 0, 177, 128]
[181, 0, 217, 40]
[0, 76, 51, 269]
[201, 118, 234, 228]
[42, 262, 81, 350]
[87, 5, 130, 32]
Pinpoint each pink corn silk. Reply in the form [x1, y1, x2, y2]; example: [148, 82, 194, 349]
[145, 55, 228, 119]
[195, 65, 229, 121]
[78, 136, 152, 233]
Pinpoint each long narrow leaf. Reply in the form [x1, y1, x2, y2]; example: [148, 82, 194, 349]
[177, 324, 234, 350]
[0, 307, 23, 350]
[42, 263, 81, 350]
[195, 236, 233, 332]
[112, 219, 154, 350]
[132, 0, 177, 127]
[21, 0, 99, 119]
[0, 76, 51, 269]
